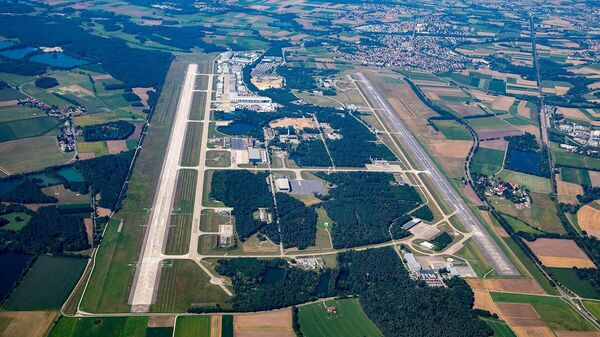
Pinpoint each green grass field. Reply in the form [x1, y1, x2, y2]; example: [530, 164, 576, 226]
[174, 316, 211, 337]
[221, 315, 233, 337]
[547, 267, 600, 299]
[560, 167, 592, 186]
[0, 135, 73, 173]
[152, 259, 230, 312]
[552, 143, 600, 170]
[2, 255, 88, 310]
[482, 318, 516, 337]
[0, 212, 31, 231]
[431, 119, 472, 140]
[490, 292, 596, 331]
[0, 105, 42, 122]
[583, 300, 600, 321]
[48, 316, 149, 337]
[77, 141, 109, 156]
[173, 169, 197, 214]
[189, 91, 207, 120]
[496, 169, 551, 193]
[206, 150, 231, 167]
[180, 122, 203, 166]
[0, 116, 59, 142]
[164, 214, 192, 255]
[471, 147, 505, 176]
[298, 298, 383, 337]
[501, 214, 542, 235]
[456, 238, 494, 277]
[493, 192, 565, 234]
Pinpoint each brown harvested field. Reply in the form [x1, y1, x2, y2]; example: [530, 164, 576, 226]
[106, 140, 128, 154]
[513, 326, 556, 337]
[96, 207, 112, 217]
[557, 107, 592, 123]
[496, 303, 548, 332]
[428, 140, 472, 177]
[128, 122, 144, 140]
[41, 184, 89, 204]
[555, 332, 600, 337]
[91, 74, 113, 80]
[234, 309, 294, 337]
[148, 316, 175, 327]
[78, 152, 96, 160]
[483, 279, 545, 295]
[556, 173, 584, 202]
[491, 96, 516, 111]
[84, 218, 93, 245]
[0, 100, 18, 106]
[211, 316, 222, 337]
[517, 100, 533, 119]
[470, 90, 496, 103]
[480, 138, 507, 151]
[577, 204, 600, 238]
[590, 171, 600, 187]
[0, 311, 59, 337]
[447, 103, 480, 117]
[526, 238, 596, 268]
[477, 128, 522, 140]
[472, 289, 504, 319]
[133, 87, 153, 108]
[463, 184, 483, 205]
[269, 117, 316, 130]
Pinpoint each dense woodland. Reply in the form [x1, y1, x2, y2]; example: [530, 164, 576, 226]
[82, 121, 135, 142]
[261, 193, 317, 249]
[0, 180, 57, 204]
[210, 248, 492, 337]
[210, 170, 273, 240]
[0, 206, 88, 254]
[317, 172, 422, 248]
[34, 77, 59, 89]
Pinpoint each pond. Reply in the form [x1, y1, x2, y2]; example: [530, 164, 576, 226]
[0, 47, 36, 59]
[0, 251, 31, 299]
[505, 149, 542, 176]
[262, 267, 285, 285]
[59, 167, 85, 183]
[218, 121, 256, 135]
[29, 52, 88, 69]
[0, 41, 16, 50]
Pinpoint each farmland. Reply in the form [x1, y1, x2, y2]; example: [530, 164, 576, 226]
[2, 255, 87, 311]
[174, 316, 211, 337]
[547, 267, 599, 299]
[48, 316, 149, 337]
[471, 147, 505, 176]
[298, 298, 383, 337]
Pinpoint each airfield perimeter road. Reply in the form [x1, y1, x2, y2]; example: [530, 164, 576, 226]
[129, 63, 198, 312]
[356, 72, 518, 276]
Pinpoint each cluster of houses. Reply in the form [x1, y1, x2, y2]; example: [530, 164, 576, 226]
[475, 175, 531, 209]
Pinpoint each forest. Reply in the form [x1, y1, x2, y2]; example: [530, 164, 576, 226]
[261, 193, 317, 249]
[0, 206, 89, 254]
[0, 180, 57, 204]
[316, 172, 422, 248]
[82, 121, 135, 142]
[210, 170, 274, 240]
[209, 248, 493, 337]
[34, 77, 59, 89]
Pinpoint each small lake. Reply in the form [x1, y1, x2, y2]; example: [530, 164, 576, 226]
[59, 167, 85, 183]
[218, 122, 256, 135]
[262, 267, 285, 285]
[0, 47, 36, 59]
[0, 251, 31, 299]
[0, 41, 16, 50]
[29, 53, 87, 68]
[506, 149, 542, 176]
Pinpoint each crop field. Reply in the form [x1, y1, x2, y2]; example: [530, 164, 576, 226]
[77, 141, 109, 157]
[164, 214, 192, 255]
[496, 170, 551, 193]
[180, 122, 203, 166]
[490, 292, 596, 332]
[431, 119, 471, 140]
[233, 310, 294, 337]
[583, 301, 600, 321]
[152, 259, 229, 312]
[189, 92, 207, 121]
[501, 214, 542, 235]
[547, 267, 599, 299]
[560, 167, 591, 186]
[298, 298, 383, 337]
[173, 169, 197, 214]
[73, 110, 145, 127]
[2, 255, 87, 310]
[578, 203, 600, 238]
[526, 238, 596, 269]
[0, 116, 59, 142]
[0, 105, 42, 123]
[0, 311, 59, 337]
[174, 316, 211, 337]
[48, 316, 149, 337]
[471, 147, 504, 176]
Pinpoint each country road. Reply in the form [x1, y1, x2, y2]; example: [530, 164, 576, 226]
[355, 72, 518, 276]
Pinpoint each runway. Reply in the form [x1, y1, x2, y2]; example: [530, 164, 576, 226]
[356, 72, 518, 276]
[129, 63, 198, 312]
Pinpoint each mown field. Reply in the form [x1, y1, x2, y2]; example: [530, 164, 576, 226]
[48, 316, 149, 337]
[431, 119, 472, 140]
[189, 92, 207, 121]
[298, 298, 383, 337]
[560, 167, 591, 186]
[0, 116, 59, 142]
[547, 267, 600, 299]
[174, 316, 211, 337]
[490, 292, 596, 331]
[173, 169, 197, 214]
[496, 170, 551, 193]
[2, 255, 87, 311]
[471, 147, 504, 176]
[164, 214, 192, 255]
[180, 122, 203, 166]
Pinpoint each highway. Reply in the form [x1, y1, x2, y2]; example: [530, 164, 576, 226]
[356, 72, 518, 276]
[129, 63, 198, 312]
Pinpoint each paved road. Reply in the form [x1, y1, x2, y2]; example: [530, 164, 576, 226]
[129, 63, 198, 312]
[356, 72, 518, 276]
